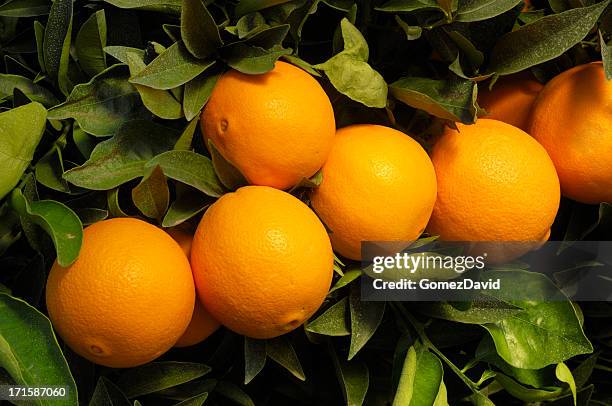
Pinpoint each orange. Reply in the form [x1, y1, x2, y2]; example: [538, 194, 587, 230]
[201, 61, 336, 190]
[528, 62, 612, 204]
[310, 124, 437, 260]
[46, 218, 195, 368]
[167, 228, 220, 348]
[427, 119, 560, 262]
[190, 186, 333, 339]
[478, 72, 543, 131]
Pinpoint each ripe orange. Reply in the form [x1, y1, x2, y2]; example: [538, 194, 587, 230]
[478, 72, 543, 131]
[46, 218, 195, 368]
[310, 124, 437, 260]
[528, 62, 612, 204]
[167, 228, 220, 348]
[427, 119, 560, 262]
[201, 61, 336, 190]
[190, 186, 333, 339]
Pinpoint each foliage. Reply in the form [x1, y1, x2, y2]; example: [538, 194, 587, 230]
[0, 0, 611, 405]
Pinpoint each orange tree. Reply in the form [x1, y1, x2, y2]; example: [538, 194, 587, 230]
[1, 0, 612, 405]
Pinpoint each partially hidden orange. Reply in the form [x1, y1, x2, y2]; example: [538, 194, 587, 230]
[201, 61, 336, 190]
[46, 218, 195, 368]
[190, 186, 333, 339]
[528, 62, 612, 204]
[310, 124, 437, 260]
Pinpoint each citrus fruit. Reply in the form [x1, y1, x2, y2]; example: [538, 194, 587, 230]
[310, 124, 437, 260]
[478, 72, 543, 131]
[528, 62, 612, 204]
[46, 218, 195, 368]
[167, 227, 220, 348]
[427, 119, 560, 262]
[201, 61, 336, 190]
[190, 186, 333, 339]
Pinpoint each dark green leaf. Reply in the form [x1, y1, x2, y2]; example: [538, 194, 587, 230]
[455, 0, 523, 22]
[207, 140, 248, 191]
[63, 120, 179, 190]
[0, 102, 47, 200]
[330, 269, 363, 294]
[48, 65, 150, 136]
[235, 0, 293, 17]
[221, 43, 292, 74]
[10, 189, 83, 266]
[131, 165, 169, 221]
[107, 188, 129, 218]
[600, 31, 612, 80]
[145, 150, 225, 197]
[349, 285, 385, 360]
[330, 344, 369, 406]
[103, 0, 182, 14]
[130, 41, 216, 90]
[395, 15, 423, 40]
[181, 0, 222, 59]
[104, 46, 145, 64]
[418, 300, 522, 324]
[75, 10, 107, 77]
[116, 362, 212, 398]
[89, 377, 131, 406]
[0, 73, 59, 106]
[488, 1, 611, 75]
[0, 294, 78, 406]
[495, 373, 563, 402]
[43, 0, 72, 95]
[390, 76, 477, 122]
[0, 0, 50, 17]
[162, 184, 210, 227]
[244, 337, 267, 384]
[183, 72, 220, 121]
[214, 381, 255, 406]
[266, 336, 305, 381]
[35, 144, 70, 193]
[376, 0, 441, 12]
[174, 392, 209, 406]
[306, 297, 350, 336]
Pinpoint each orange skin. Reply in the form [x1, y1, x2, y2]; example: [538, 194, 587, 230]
[478, 72, 544, 132]
[528, 62, 612, 204]
[190, 186, 333, 339]
[201, 61, 336, 190]
[427, 119, 560, 263]
[46, 218, 195, 368]
[167, 228, 221, 348]
[311, 125, 437, 260]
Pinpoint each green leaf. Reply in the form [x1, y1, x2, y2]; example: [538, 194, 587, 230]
[89, 377, 131, 406]
[600, 31, 612, 80]
[330, 344, 369, 406]
[390, 76, 477, 123]
[107, 188, 129, 218]
[131, 165, 169, 221]
[349, 285, 385, 360]
[487, 1, 611, 75]
[63, 120, 179, 190]
[419, 300, 522, 324]
[10, 189, 83, 266]
[48, 65, 150, 136]
[315, 19, 388, 108]
[375, 0, 441, 12]
[34, 20, 45, 72]
[130, 41, 216, 90]
[306, 297, 350, 336]
[0, 73, 59, 106]
[556, 362, 577, 406]
[221, 43, 292, 75]
[174, 392, 209, 406]
[495, 373, 563, 402]
[393, 345, 447, 406]
[183, 72, 220, 121]
[214, 381, 255, 406]
[103, 0, 182, 14]
[395, 15, 423, 40]
[35, 144, 70, 193]
[0, 293, 78, 405]
[104, 46, 145, 64]
[244, 337, 267, 384]
[266, 336, 305, 381]
[126, 52, 183, 119]
[0, 102, 47, 200]
[162, 184, 211, 227]
[0, 0, 50, 17]
[207, 140, 248, 191]
[455, 0, 523, 22]
[116, 362, 212, 398]
[75, 10, 107, 78]
[145, 150, 225, 197]
[572, 352, 598, 389]
[181, 0, 222, 59]
[330, 269, 363, 294]
[482, 270, 593, 370]
[43, 0, 73, 95]
[175, 118, 199, 151]
[235, 0, 293, 16]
